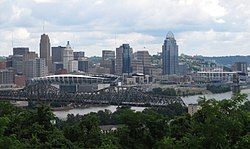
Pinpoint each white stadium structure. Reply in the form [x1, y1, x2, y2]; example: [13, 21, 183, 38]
[29, 74, 119, 93]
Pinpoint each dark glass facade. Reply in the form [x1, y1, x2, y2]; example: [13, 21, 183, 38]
[162, 32, 179, 75]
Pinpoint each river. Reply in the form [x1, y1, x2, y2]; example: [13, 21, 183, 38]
[54, 89, 250, 119]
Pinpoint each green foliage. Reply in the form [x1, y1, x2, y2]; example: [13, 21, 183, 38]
[0, 93, 249, 148]
[151, 87, 177, 96]
[207, 84, 231, 93]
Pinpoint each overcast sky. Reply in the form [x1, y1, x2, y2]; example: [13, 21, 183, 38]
[0, 0, 250, 57]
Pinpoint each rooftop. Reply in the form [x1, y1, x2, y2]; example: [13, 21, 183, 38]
[166, 31, 175, 39]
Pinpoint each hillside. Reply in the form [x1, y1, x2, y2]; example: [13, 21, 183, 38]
[202, 55, 250, 66]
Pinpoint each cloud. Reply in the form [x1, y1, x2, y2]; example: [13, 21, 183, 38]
[33, 0, 56, 3]
[0, 0, 250, 56]
[177, 29, 250, 56]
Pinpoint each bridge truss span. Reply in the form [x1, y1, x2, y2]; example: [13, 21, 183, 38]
[0, 84, 186, 107]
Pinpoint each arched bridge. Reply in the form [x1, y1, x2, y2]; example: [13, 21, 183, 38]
[0, 84, 186, 107]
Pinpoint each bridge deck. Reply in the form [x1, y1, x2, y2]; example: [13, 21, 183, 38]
[0, 85, 186, 107]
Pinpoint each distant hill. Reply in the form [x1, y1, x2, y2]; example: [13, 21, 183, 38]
[202, 56, 250, 66]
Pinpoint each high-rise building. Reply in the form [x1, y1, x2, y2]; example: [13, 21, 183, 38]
[0, 69, 14, 85]
[69, 60, 78, 72]
[24, 58, 48, 79]
[102, 50, 115, 60]
[178, 63, 188, 76]
[24, 52, 38, 61]
[133, 51, 151, 74]
[52, 46, 65, 63]
[74, 51, 85, 60]
[11, 55, 24, 75]
[162, 32, 179, 75]
[131, 59, 143, 74]
[13, 47, 29, 56]
[78, 60, 89, 73]
[116, 44, 133, 75]
[101, 50, 115, 74]
[40, 34, 52, 71]
[53, 62, 64, 72]
[63, 41, 74, 71]
[232, 62, 248, 75]
[110, 59, 116, 74]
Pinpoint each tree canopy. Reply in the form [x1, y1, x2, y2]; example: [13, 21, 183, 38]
[0, 93, 249, 148]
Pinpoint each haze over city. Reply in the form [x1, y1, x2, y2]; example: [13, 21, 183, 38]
[1, 0, 250, 57]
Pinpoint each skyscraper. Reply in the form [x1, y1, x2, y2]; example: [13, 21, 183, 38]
[13, 47, 29, 56]
[232, 62, 248, 75]
[73, 51, 85, 60]
[63, 41, 74, 71]
[102, 50, 115, 60]
[40, 34, 51, 71]
[24, 52, 38, 61]
[52, 46, 65, 63]
[11, 55, 24, 75]
[133, 51, 151, 67]
[0, 69, 14, 85]
[24, 58, 48, 78]
[101, 50, 115, 74]
[116, 44, 133, 74]
[133, 51, 151, 74]
[78, 60, 89, 73]
[162, 32, 179, 75]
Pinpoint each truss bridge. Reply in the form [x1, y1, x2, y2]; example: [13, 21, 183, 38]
[0, 83, 186, 107]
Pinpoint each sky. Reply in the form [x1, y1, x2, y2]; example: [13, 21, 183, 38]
[0, 0, 250, 57]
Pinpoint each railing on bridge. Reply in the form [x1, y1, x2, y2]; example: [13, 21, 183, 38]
[0, 84, 186, 107]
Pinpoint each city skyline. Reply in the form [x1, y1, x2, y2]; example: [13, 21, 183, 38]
[1, 0, 250, 57]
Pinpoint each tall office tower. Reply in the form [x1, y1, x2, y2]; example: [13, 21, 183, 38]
[110, 59, 116, 74]
[116, 44, 133, 75]
[13, 47, 29, 56]
[232, 62, 248, 75]
[0, 69, 14, 85]
[73, 51, 85, 60]
[133, 51, 151, 74]
[134, 51, 151, 67]
[162, 32, 179, 75]
[63, 41, 74, 71]
[11, 55, 24, 75]
[101, 50, 115, 74]
[68, 60, 78, 72]
[178, 63, 188, 76]
[53, 62, 64, 72]
[78, 60, 89, 73]
[52, 46, 65, 63]
[102, 50, 115, 60]
[36, 58, 48, 77]
[24, 58, 48, 79]
[131, 59, 143, 73]
[24, 52, 38, 61]
[40, 34, 52, 71]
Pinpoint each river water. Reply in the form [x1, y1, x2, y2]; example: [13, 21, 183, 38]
[54, 89, 250, 119]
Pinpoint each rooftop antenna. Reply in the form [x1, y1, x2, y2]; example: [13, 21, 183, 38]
[11, 32, 14, 48]
[115, 33, 117, 48]
[73, 34, 76, 49]
[43, 20, 45, 33]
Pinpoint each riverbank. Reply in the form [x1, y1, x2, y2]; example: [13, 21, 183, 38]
[53, 88, 250, 119]
[182, 88, 250, 105]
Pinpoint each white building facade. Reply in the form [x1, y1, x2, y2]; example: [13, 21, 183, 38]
[63, 41, 74, 72]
